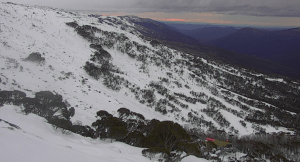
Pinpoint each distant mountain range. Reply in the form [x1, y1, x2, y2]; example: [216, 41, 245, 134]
[140, 21, 300, 79]
[162, 21, 300, 72]
[178, 27, 238, 42]
[205, 27, 300, 70]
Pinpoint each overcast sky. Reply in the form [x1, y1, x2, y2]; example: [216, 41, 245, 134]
[2, 0, 300, 27]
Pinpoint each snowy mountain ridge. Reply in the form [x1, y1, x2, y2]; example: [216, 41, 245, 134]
[1, 2, 300, 161]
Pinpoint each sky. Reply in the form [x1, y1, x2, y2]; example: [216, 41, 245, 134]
[1, 0, 300, 27]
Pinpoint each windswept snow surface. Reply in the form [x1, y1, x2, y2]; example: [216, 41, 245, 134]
[181, 156, 210, 162]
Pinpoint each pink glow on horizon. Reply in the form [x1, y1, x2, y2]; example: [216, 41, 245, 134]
[87, 11, 300, 27]
[159, 18, 187, 22]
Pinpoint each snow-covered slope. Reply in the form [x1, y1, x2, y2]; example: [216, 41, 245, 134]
[0, 105, 152, 162]
[1, 2, 300, 162]
[1, 2, 298, 136]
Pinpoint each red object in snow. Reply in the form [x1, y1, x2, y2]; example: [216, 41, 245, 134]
[206, 138, 215, 142]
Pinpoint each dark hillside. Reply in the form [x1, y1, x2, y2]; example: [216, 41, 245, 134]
[124, 18, 300, 79]
[207, 27, 300, 71]
[161, 40, 300, 79]
[122, 16, 201, 46]
[179, 27, 238, 42]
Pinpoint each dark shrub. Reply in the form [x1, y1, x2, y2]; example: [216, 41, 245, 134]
[122, 131, 145, 147]
[142, 121, 190, 152]
[24, 52, 45, 63]
[35, 91, 62, 103]
[150, 40, 160, 47]
[48, 116, 72, 131]
[92, 114, 127, 140]
[177, 142, 202, 157]
[117, 107, 131, 119]
[83, 61, 102, 79]
[21, 97, 42, 115]
[96, 110, 113, 118]
[0, 90, 26, 105]
[110, 126, 128, 140]
[66, 21, 79, 28]
[90, 44, 103, 51]
[71, 125, 95, 138]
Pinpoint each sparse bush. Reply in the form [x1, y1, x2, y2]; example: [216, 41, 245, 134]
[239, 120, 247, 127]
[155, 99, 168, 115]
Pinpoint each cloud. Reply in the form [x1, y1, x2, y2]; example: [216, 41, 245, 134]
[1, 0, 300, 17]
[133, 0, 300, 17]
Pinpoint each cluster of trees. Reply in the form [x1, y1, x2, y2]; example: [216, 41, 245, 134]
[91, 108, 202, 161]
[0, 90, 94, 137]
[0, 90, 73, 120]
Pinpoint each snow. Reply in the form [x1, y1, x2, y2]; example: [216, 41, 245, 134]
[182, 156, 210, 162]
[0, 105, 151, 162]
